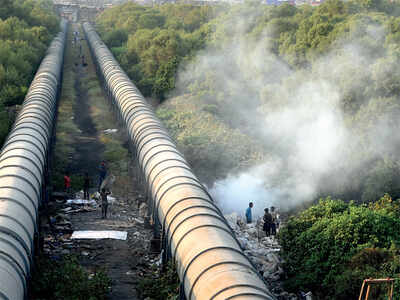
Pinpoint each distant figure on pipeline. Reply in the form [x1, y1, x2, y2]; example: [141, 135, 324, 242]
[98, 161, 107, 192]
[245, 202, 253, 224]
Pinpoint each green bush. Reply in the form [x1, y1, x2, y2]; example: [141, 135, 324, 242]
[30, 256, 111, 300]
[138, 262, 179, 300]
[0, 106, 10, 145]
[279, 195, 400, 299]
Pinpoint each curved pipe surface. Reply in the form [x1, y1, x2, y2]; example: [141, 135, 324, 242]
[0, 20, 67, 300]
[83, 22, 275, 300]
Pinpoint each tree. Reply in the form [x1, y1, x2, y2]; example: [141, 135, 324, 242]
[0, 0, 58, 147]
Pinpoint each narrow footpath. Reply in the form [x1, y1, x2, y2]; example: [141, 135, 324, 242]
[48, 23, 158, 300]
[70, 26, 104, 175]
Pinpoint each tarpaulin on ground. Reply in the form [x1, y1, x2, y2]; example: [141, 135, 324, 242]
[66, 199, 97, 205]
[71, 230, 127, 240]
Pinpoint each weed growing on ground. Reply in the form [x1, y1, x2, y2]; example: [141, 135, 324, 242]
[30, 255, 111, 300]
[138, 262, 179, 300]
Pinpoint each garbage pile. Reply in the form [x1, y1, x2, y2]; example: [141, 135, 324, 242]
[41, 191, 111, 257]
[42, 212, 74, 256]
[224, 213, 300, 300]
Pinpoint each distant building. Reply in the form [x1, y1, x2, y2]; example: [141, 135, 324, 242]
[310, 0, 324, 5]
[264, 0, 295, 5]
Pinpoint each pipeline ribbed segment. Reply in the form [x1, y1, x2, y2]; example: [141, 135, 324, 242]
[0, 20, 67, 300]
[83, 22, 275, 300]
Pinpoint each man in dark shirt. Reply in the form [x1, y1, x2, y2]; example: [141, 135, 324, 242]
[263, 208, 273, 237]
[83, 172, 90, 200]
[98, 161, 107, 192]
[100, 188, 110, 219]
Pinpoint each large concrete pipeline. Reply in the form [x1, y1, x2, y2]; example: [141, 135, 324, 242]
[83, 22, 275, 300]
[0, 21, 67, 300]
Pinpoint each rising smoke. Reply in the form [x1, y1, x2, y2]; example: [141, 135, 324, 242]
[172, 8, 400, 217]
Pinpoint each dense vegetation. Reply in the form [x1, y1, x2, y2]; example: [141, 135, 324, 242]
[97, 1, 400, 297]
[280, 195, 400, 298]
[96, 3, 219, 99]
[0, 0, 59, 145]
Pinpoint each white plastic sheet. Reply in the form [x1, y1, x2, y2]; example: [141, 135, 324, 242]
[71, 230, 127, 240]
[66, 199, 97, 205]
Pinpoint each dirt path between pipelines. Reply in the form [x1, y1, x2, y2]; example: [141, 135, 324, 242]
[69, 25, 104, 177]
[69, 202, 154, 300]
[49, 23, 158, 300]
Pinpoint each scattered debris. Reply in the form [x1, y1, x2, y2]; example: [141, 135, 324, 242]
[139, 202, 148, 218]
[100, 174, 116, 191]
[133, 217, 144, 224]
[107, 196, 116, 204]
[103, 129, 118, 134]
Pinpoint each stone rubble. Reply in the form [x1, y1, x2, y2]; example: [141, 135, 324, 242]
[224, 212, 303, 300]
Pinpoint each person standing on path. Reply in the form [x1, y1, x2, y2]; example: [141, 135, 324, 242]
[263, 208, 273, 237]
[100, 188, 110, 219]
[98, 161, 107, 192]
[245, 202, 253, 224]
[64, 172, 71, 196]
[270, 206, 278, 236]
[83, 172, 90, 200]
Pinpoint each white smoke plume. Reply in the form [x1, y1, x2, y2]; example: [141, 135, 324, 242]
[172, 9, 397, 215]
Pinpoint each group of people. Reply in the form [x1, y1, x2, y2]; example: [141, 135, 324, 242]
[263, 206, 279, 237]
[245, 202, 280, 237]
[72, 31, 81, 50]
[63, 160, 110, 219]
[72, 30, 86, 66]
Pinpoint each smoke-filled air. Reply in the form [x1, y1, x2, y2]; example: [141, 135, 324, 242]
[167, 7, 400, 217]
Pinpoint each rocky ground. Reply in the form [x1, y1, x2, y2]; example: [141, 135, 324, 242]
[225, 213, 312, 300]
